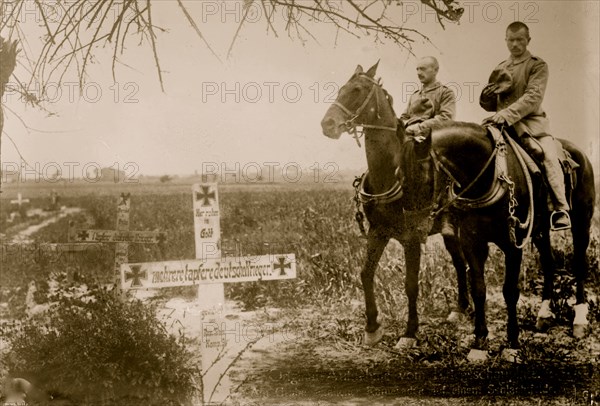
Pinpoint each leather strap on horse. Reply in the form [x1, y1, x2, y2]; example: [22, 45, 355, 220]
[503, 131, 535, 249]
[355, 170, 403, 205]
[429, 131, 503, 219]
[352, 170, 404, 237]
[353, 175, 368, 238]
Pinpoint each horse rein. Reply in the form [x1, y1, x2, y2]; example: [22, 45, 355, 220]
[332, 74, 403, 213]
[332, 74, 397, 147]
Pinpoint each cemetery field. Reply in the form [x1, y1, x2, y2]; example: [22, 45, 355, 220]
[0, 179, 599, 404]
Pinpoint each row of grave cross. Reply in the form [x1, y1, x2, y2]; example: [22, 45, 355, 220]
[64, 186, 295, 293]
[119, 183, 296, 293]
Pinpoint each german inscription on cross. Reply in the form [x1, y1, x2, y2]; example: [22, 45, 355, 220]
[68, 193, 166, 287]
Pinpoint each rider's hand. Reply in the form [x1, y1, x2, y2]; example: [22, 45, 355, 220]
[482, 84, 498, 97]
[490, 113, 507, 125]
[405, 123, 421, 134]
[482, 113, 506, 126]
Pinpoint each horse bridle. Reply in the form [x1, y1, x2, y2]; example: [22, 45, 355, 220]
[333, 73, 403, 209]
[332, 74, 397, 147]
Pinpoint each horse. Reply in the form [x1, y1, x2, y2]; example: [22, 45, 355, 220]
[320, 62, 472, 350]
[320, 62, 596, 358]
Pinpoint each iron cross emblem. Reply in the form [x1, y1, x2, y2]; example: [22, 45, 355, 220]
[196, 186, 216, 207]
[125, 265, 147, 287]
[118, 193, 131, 206]
[273, 256, 291, 276]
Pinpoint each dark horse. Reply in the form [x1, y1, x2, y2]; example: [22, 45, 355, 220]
[321, 62, 595, 357]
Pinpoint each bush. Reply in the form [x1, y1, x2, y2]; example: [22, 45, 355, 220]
[4, 285, 200, 405]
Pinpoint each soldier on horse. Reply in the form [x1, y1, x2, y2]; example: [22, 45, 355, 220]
[480, 21, 572, 231]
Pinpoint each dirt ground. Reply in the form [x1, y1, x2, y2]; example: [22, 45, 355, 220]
[156, 292, 599, 406]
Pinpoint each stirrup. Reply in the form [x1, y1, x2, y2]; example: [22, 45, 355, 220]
[550, 210, 571, 231]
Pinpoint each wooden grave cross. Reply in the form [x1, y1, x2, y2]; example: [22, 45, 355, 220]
[120, 184, 296, 296]
[10, 193, 30, 208]
[120, 183, 296, 404]
[69, 193, 166, 285]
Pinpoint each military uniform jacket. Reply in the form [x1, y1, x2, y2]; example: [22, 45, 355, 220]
[480, 51, 550, 136]
[400, 81, 456, 129]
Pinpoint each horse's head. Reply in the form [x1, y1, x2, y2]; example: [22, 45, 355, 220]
[321, 61, 395, 140]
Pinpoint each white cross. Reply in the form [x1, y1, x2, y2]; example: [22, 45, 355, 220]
[10, 193, 30, 207]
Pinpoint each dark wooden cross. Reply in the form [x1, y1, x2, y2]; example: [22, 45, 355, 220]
[69, 193, 166, 286]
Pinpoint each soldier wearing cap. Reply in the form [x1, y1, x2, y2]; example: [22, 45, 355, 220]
[400, 56, 456, 135]
[480, 21, 570, 230]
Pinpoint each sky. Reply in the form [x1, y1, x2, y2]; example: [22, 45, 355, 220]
[2, 0, 599, 179]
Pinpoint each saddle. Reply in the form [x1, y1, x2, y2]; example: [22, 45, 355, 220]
[502, 129, 579, 205]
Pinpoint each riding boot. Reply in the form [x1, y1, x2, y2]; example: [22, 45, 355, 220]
[537, 135, 571, 230]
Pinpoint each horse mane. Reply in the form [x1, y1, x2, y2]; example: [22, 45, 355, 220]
[431, 120, 492, 151]
[380, 86, 397, 117]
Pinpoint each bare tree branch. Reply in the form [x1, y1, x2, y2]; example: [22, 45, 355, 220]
[177, 0, 223, 64]
[144, 0, 164, 92]
[1, 0, 463, 99]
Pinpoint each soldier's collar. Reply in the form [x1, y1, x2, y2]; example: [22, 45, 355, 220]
[509, 50, 532, 65]
[421, 81, 441, 92]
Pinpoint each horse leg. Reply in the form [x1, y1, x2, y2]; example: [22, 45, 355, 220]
[396, 238, 421, 349]
[503, 247, 522, 351]
[443, 233, 472, 323]
[571, 208, 592, 338]
[533, 229, 556, 330]
[362, 232, 388, 346]
[462, 236, 489, 360]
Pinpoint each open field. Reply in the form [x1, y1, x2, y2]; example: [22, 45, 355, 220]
[0, 179, 599, 404]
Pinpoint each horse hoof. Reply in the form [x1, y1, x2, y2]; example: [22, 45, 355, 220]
[501, 348, 521, 363]
[536, 317, 554, 331]
[363, 326, 384, 346]
[467, 348, 488, 363]
[395, 337, 417, 350]
[447, 311, 465, 324]
[536, 300, 554, 331]
[573, 324, 587, 339]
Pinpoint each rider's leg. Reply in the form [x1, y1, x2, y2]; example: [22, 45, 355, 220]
[535, 134, 571, 230]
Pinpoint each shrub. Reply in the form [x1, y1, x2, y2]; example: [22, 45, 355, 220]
[4, 285, 200, 405]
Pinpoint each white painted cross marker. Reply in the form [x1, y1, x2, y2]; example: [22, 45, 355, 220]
[10, 193, 30, 207]
[120, 183, 297, 404]
[192, 183, 224, 310]
[120, 254, 296, 289]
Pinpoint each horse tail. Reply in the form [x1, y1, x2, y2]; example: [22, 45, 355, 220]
[560, 139, 596, 219]
[558, 139, 597, 282]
